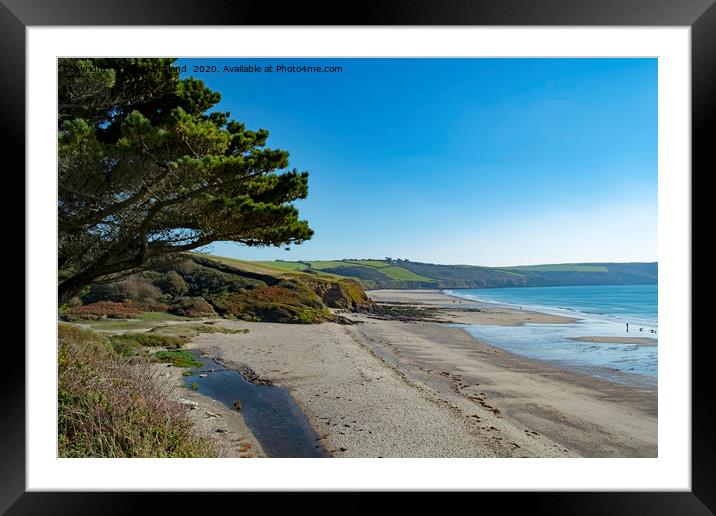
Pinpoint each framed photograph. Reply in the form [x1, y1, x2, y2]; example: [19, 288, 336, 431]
[4, 0, 710, 512]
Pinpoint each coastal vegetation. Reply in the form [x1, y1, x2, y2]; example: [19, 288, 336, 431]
[61, 253, 371, 325]
[58, 325, 213, 457]
[108, 332, 186, 357]
[153, 350, 203, 368]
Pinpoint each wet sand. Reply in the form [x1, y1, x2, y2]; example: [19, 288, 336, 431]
[368, 289, 579, 326]
[183, 289, 657, 458]
[570, 336, 657, 345]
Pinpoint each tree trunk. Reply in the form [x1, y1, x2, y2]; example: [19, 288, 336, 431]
[58, 274, 93, 306]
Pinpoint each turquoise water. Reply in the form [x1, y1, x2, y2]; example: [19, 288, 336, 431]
[443, 284, 658, 388]
[446, 284, 657, 324]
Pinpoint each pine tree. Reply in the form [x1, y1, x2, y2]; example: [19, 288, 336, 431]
[58, 58, 313, 304]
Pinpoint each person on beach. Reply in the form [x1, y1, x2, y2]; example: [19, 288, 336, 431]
[626, 323, 629, 333]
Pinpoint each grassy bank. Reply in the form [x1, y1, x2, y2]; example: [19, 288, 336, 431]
[58, 325, 213, 457]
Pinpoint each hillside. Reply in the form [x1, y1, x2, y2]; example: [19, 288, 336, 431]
[62, 254, 371, 324]
[253, 259, 658, 289]
[62, 256, 657, 325]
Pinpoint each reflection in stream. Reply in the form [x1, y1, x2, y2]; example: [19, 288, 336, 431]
[185, 352, 328, 458]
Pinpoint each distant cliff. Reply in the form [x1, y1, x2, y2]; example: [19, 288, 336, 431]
[250, 259, 658, 290]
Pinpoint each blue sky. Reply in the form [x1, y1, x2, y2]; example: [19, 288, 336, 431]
[179, 58, 657, 266]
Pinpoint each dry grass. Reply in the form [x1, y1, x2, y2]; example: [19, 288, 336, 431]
[64, 300, 169, 319]
[58, 325, 213, 457]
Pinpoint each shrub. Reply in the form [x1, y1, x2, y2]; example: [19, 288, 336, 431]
[208, 283, 331, 323]
[66, 297, 83, 308]
[138, 301, 171, 313]
[172, 258, 200, 275]
[83, 275, 162, 304]
[65, 301, 144, 319]
[185, 266, 261, 297]
[58, 325, 212, 457]
[154, 271, 189, 296]
[169, 297, 217, 317]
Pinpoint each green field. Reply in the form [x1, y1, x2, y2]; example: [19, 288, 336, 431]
[209, 256, 296, 275]
[234, 259, 656, 289]
[255, 260, 308, 271]
[377, 266, 435, 282]
[344, 260, 391, 268]
[260, 259, 437, 283]
[303, 261, 354, 270]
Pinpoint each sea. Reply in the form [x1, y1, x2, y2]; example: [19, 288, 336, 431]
[442, 284, 658, 389]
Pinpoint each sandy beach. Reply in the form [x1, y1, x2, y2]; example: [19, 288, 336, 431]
[184, 289, 657, 458]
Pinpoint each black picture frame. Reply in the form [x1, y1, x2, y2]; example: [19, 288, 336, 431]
[2, 0, 709, 513]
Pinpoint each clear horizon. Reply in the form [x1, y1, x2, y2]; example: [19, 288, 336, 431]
[179, 58, 657, 267]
